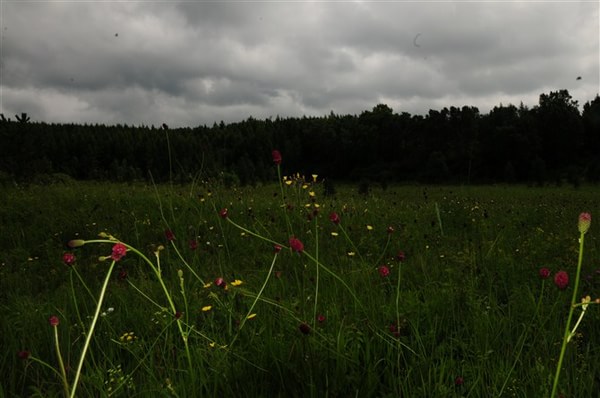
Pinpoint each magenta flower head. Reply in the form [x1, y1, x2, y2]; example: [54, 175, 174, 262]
[578, 212, 591, 234]
[219, 208, 228, 219]
[396, 251, 406, 262]
[48, 315, 60, 327]
[554, 270, 569, 290]
[272, 149, 282, 165]
[455, 376, 464, 386]
[214, 277, 226, 288]
[289, 237, 304, 253]
[189, 239, 198, 250]
[317, 314, 326, 324]
[165, 229, 175, 241]
[274, 244, 282, 253]
[329, 212, 341, 225]
[539, 267, 551, 279]
[17, 350, 31, 360]
[62, 252, 76, 266]
[378, 265, 390, 277]
[111, 243, 127, 261]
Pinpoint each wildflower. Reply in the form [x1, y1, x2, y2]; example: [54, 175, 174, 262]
[203, 282, 213, 288]
[189, 239, 198, 250]
[214, 277, 226, 288]
[62, 252, 76, 266]
[387, 226, 395, 234]
[201, 305, 212, 312]
[48, 315, 60, 327]
[389, 323, 400, 337]
[165, 229, 175, 241]
[330, 232, 339, 237]
[111, 243, 127, 261]
[317, 314, 326, 324]
[347, 251, 356, 257]
[272, 149, 282, 165]
[219, 208, 228, 219]
[578, 212, 591, 234]
[539, 267, 551, 279]
[396, 251, 406, 262]
[329, 212, 341, 225]
[230, 279, 243, 286]
[17, 350, 31, 360]
[274, 244, 282, 253]
[246, 313, 257, 320]
[366, 225, 373, 231]
[174, 311, 183, 319]
[455, 376, 464, 386]
[289, 237, 304, 253]
[378, 265, 390, 277]
[309, 191, 316, 198]
[299, 322, 311, 335]
[119, 332, 137, 343]
[554, 270, 569, 290]
[312, 174, 318, 182]
[118, 268, 128, 280]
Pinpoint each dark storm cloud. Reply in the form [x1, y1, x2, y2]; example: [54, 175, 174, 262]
[1, 1, 597, 127]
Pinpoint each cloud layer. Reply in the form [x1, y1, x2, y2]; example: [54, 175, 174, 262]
[1, 1, 598, 127]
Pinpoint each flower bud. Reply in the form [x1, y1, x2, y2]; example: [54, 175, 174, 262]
[67, 239, 85, 248]
[578, 212, 591, 234]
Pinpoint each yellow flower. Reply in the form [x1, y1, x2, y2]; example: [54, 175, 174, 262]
[347, 251, 356, 257]
[285, 180, 293, 186]
[302, 184, 308, 189]
[203, 282, 213, 288]
[366, 225, 373, 231]
[201, 305, 212, 312]
[246, 313, 257, 320]
[309, 191, 316, 197]
[230, 279, 243, 286]
[312, 174, 318, 182]
[331, 232, 339, 237]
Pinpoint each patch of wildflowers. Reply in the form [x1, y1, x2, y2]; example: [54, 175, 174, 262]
[554, 270, 569, 290]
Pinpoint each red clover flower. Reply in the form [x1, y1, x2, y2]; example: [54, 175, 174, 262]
[272, 149, 282, 165]
[48, 315, 60, 327]
[289, 237, 304, 253]
[219, 208, 228, 219]
[329, 212, 340, 225]
[378, 265, 390, 277]
[554, 270, 569, 290]
[111, 243, 127, 261]
[539, 267, 551, 279]
[62, 252, 76, 266]
[578, 212, 591, 234]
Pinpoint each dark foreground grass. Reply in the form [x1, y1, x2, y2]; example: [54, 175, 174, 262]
[1, 180, 599, 397]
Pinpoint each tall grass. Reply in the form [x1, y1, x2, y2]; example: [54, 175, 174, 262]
[1, 176, 599, 397]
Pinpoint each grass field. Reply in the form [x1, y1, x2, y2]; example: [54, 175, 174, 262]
[1, 178, 599, 397]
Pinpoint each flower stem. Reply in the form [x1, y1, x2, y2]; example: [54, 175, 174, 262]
[53, 326, 70, 397]
[550, 232, 586, 398]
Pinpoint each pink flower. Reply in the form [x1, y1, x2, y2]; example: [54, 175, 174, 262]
[272, 149, 282, 165]
[396, 251, 406, 262]
[378, 265, 390, 277]
[214, 277, 226, 288]
[189, 239, 198, 250]
[219, 208, 228, 219]
[165, 229, 175, 241]
[387, 226, 395, 234]
[48, 315, 60, 327]
[455, 376, 464, 386]
[539, 267, 551, 279]
[554, 270, 569, 290]
[289, 237, 304, 253]
[62, 252, 76, 266]
[111, 243, 127, 261]
[17, 350, 31, 360]
[317, 314, 326, 324]
[578, 212, 591, 234]
[329, 212, 341, 225]
[274, 244, 282, 253]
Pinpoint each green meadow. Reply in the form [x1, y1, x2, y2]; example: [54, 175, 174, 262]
[1, 179, 599, 397]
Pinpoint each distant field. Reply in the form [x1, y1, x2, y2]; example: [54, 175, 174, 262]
[1, 181, 599, 397]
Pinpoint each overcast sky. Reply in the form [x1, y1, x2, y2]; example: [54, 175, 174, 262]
[1, 1, 598, 128]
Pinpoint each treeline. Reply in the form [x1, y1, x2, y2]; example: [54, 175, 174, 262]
[1, 89, 599, 186]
